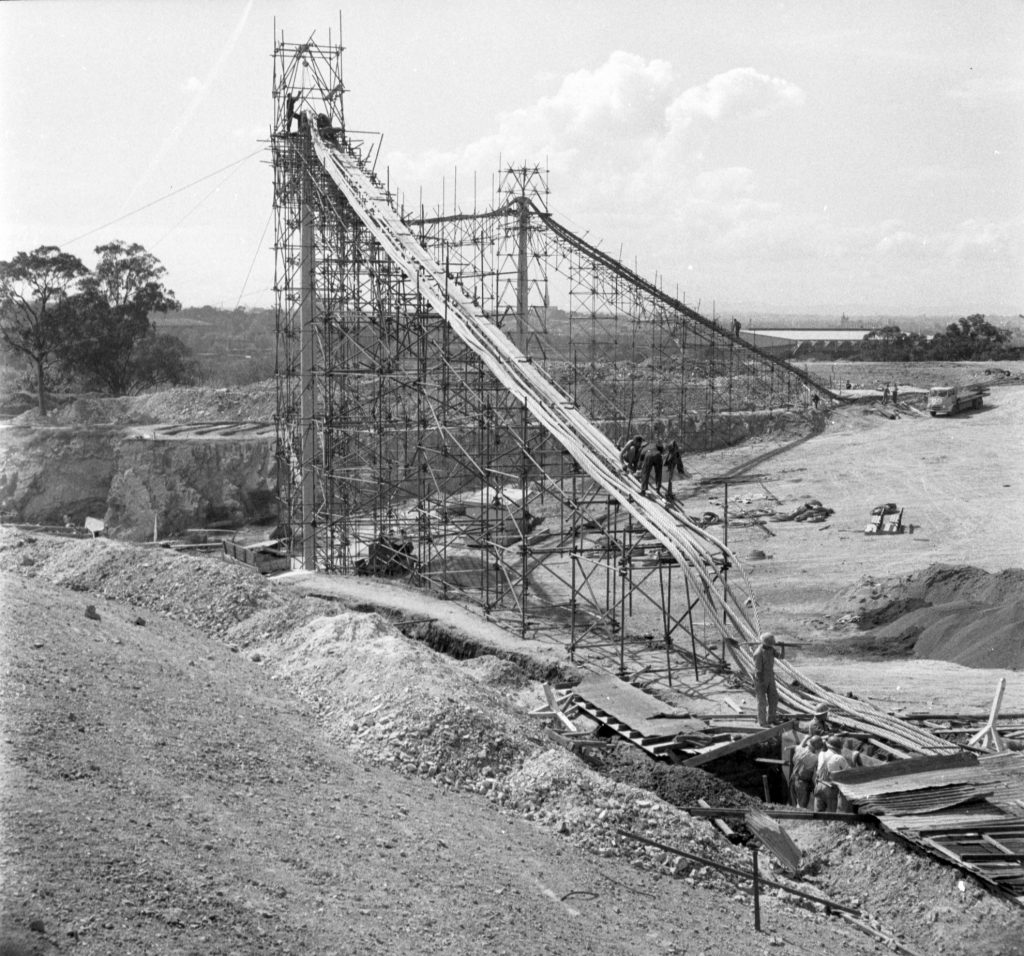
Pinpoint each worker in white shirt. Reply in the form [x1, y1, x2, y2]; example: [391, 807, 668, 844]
[813, 735, 850, 812]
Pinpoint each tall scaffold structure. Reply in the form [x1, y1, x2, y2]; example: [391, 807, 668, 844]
[271, 33, 836, 685]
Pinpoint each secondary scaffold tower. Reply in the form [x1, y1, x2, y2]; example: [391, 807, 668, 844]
[271, 33, 837, 688]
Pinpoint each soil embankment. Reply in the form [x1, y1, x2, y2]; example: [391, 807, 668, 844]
[0, 385, 277, 537]
[4, 527, 1024, 955]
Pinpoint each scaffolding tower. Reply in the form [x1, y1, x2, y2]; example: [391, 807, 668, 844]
[272, 34, 834, 682]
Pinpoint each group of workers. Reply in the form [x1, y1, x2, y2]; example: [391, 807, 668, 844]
[751, 631, 853, 812]
[619, 435, 685, 498]
[790, 720, 852, 812]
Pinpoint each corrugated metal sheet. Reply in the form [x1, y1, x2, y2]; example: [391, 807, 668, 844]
[859, 784, 993, 816]
[834, 752, 1024, 903]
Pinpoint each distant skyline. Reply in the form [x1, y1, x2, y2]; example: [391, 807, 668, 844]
[2, 1, 1022, 315]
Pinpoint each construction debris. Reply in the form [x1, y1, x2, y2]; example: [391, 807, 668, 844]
[833, 751, 1024, 903]
[774, 500, 834, 523]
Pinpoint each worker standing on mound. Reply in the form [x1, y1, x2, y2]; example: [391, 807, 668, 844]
[753, 632, 779, 726]
[663, 439, 683, 498]
[790, 735, 824, 808]
[620, 435, 644, 475]
[639, 442, 665, 495]
[813, 736, 850, 812]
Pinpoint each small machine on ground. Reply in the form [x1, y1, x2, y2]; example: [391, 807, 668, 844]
[927, 384, 987, 416]
[865, 503, 904, 535]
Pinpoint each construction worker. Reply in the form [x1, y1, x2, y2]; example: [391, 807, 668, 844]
[892, 383, 899, 404]
[882, 384, 890, 403]
[285, 93, 298, 133]
[790, 735, 824, 808]
[639, 442, 665, 494]
[620, 435, 644, 475]
[813, 736, 850, 812]
[753, 632, 779, 726]
[663, 439, 683, 498]
[808, 702, 830, 737]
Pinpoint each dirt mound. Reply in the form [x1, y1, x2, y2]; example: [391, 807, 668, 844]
[258, 612, 542, 788]
[457, 654, 533, 689]
[130, 382, 275, 424]
[1, 528, 285, 633]
[8, 382, 276, 427]
[498, 749, 740, 882]
[889, 597, 1024, 670]
[598, 741, 756, 811]
[828, 564, 1024, 669]
[256, 611, 751, 882]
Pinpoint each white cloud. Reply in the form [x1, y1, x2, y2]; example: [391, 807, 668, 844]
[181, 76, 204, 95]
[386, 53, 805, 216]
[382, 52, 1020, 312]
[667, 67, 804, 126]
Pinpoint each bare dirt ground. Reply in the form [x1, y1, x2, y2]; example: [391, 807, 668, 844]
[2, 542, 912, 956]
[3, 363, 1024, 955]
[681, 370, 1024, 715]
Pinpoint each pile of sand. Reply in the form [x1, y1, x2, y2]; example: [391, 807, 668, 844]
[830, 564, 1024, 669]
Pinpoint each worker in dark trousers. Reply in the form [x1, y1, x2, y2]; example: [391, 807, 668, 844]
[663, 439, 684, 498]
[619, 435, 644, 474]
[753, 632, 779, 726]
[285, 94, 298, 133]
[892, 383, 899, 404]
[790, 735, 824, 808]
[639, 442, 665, 495]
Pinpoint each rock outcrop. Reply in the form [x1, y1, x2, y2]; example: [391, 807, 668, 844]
[1, 425, 276, 540]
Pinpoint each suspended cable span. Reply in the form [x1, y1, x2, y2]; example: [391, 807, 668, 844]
[235, 211, 273, 310]
[61, 146, 265, 248]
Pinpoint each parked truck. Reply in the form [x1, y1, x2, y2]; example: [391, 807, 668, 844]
[927, 383, 988, 416]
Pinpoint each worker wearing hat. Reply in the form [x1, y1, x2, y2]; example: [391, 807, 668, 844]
[752, 632, 779, 726]
[808, 702, 831, 738]
[813, 735, 850, 812]
[789, 735, 824, 808]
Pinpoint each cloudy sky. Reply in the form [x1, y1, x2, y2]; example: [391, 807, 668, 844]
[2, 0, 1021, 316]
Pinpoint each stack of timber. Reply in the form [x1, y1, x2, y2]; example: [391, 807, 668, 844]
[833, 752, 1024, 904]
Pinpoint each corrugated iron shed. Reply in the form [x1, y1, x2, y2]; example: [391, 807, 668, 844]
[834, 752, 1024, 903]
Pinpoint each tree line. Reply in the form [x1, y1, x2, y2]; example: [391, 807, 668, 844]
[859, 315, 1015, 362]
[0, 242, 196, 415]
